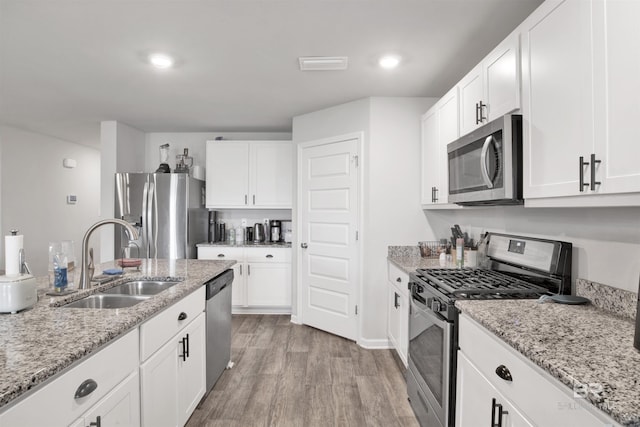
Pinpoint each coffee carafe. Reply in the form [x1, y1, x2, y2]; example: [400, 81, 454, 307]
[253, 223, 265, 243]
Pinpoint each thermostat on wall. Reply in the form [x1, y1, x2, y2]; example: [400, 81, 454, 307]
[67, 195, 77, 204]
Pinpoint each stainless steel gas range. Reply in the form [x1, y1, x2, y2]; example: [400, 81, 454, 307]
[406, 232, 572, 427]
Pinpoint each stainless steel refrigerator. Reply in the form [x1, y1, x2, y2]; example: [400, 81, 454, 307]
[114, 173, 207, 259]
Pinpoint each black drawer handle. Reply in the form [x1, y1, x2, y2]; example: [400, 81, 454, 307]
[495, 365, 513, 382]
[74, 379, 98, 399]
[396, 277, 402, 283]
[266, 254, 274, 258]
[217, 254, 225, 258]
[178, 312, 188, 321]
[89, 416, 102, 427]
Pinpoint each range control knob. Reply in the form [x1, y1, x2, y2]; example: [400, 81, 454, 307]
[431, 300, 442, 312]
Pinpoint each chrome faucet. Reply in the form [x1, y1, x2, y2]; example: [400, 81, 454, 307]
[78, 219, 140, 290]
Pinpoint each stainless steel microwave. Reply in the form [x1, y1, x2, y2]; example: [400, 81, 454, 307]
[447, 114, 523, 205]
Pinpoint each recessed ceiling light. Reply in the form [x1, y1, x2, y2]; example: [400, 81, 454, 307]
[149, 53, 174, 69]
[379, 55, 400, 70]
[299, 56, 348, 71]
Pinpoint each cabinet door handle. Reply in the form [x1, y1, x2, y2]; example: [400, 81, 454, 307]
[590, 153, 601, 191]
[478, 100, 487, 122]
[491, 398, 508, 427]
[245, 194, 248, 205]
[185, 333, 190, 359]
[217, 253, 225, 258]
[579, 156, 590, 191]
[495, 365, 513, 381]
[239, 264, 243, 275]
[89, 416, 102, 427]
[434, 187, 438, 203]
[475, 102, 480, 124]
[248, 264, 251, 275]
[74, 379, 98, 399]
[178, 312, 188, 321]
[394, 292, 400, 308]
[266, 254, 273, 258]
[179, 336, 187, 361]
[301, 243, 308, 249]
[253, 195, 256, 205]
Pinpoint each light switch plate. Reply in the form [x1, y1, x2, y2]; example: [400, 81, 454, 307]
[67, 195, 77, 204]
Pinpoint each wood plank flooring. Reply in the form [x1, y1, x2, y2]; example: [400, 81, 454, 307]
[186, 314, 419, 427]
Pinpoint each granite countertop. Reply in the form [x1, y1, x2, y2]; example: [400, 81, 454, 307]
[388, 255, 451, 274]
[0, 258, 235, 410]
[197, 241, 292, 248]
[456, 299, 640, 426]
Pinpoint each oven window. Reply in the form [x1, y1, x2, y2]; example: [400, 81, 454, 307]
[409, 308, 444, 405]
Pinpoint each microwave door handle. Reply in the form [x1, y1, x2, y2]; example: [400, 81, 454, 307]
[480, 135, 495, 189]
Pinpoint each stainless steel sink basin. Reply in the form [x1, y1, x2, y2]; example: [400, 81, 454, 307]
[102, 280, 181, 296]
[63, 294, 150, 309]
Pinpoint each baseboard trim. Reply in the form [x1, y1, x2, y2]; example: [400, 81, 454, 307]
[231, 307, 292, 315]
[358, 337, 392, 349]
[290, 314, 302, 324]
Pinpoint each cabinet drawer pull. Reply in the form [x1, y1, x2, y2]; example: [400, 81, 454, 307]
[396, 277, 402, 283]
[178, 312, 188, 321]
[495, 365, 513, 382]
[217, 253, 225, 258]
[89, 415, 102, 427]
[74, 379, 98, 399]
[266, 254, 274, 258]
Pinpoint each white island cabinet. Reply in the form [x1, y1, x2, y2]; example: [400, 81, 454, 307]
[456, 314, 620, 427]
[205, 140, 293, 209]
[139, 287, 206, 427]
[0, 330, 140, 427]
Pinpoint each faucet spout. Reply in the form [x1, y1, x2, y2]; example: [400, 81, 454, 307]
[78, 219, 140, 290]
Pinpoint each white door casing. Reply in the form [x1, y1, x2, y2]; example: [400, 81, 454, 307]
[297, 134, 361, 341]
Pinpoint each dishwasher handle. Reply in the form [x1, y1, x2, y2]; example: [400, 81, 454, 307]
[205, 269, 234, 300]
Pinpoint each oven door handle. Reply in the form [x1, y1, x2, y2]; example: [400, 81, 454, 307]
[480, 135, 495, 189]
[411, 292, 427, 305]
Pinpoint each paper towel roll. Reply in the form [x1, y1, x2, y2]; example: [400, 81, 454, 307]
[5, 234, 23, 276]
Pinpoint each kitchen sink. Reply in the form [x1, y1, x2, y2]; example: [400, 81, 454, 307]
[63, 294, 150, 309]
[102, 280, 182, 296]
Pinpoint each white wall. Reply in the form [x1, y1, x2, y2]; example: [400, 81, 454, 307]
[292, 96, 438, 345]
[0, 125, 101, 276]
[425, 206, 640, 292]
[145, 131, 292, 174]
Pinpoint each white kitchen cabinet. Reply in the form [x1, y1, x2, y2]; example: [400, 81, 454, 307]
[198, 246, 292, 313]
[421, 86, 460, 208]
[74, 371, 141, 427]
[206, 140, 293, 209]
[458, 314, 619, 427]
[521, 0, 640, 206]
[0, 330, 139, 427]
[456, 352, 533, 427]
[386, 262, 409, 366]
[459, 33, 520, 136]
[140, 312, 206, 427]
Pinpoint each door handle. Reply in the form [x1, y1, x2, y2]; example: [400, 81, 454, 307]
[248, 264, 251, 275]
[266, 254, 273, 258]
[434, 187, 438, 203]
[301, 243, 308, 249]
[178, 312, 187, 321]
[579, 156, 590, 192]
[495, 365, 513, 381]
[217, 253, 225, 258]
[475, 102, 480, 124]
[239, 264, 243, 275]
[394, 292, 400, 308]
[74, 379, 98, 399]
[89, 416, 102, 427]
[491, 398, 508, 427]
[245, 194, 248, 205]
[478, 100, 487, 122]
[590, 153, 601, 191]
[480, 135, 495, 189]
[253, 195, 256, 205]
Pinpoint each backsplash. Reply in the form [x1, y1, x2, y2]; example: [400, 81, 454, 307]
[388, 246, 420, 258]
[576, 278, 638, 321]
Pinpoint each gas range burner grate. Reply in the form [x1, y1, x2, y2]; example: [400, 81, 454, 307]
[417, 268, 548, 296]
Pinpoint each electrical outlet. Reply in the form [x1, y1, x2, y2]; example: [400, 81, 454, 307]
[241, 218, 247, 226]
[263, 218, 270, 226]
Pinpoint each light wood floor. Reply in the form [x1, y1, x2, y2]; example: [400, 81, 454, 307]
[186, 314, 419, 427]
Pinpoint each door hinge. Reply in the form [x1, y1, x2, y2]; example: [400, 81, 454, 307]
[355, 305, 358, 315]
[353, 154, 359, 167]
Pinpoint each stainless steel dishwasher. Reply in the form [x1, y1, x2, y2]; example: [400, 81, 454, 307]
[205, 269, 234, 395]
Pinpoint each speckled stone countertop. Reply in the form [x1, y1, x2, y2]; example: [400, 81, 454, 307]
[197, 242, 292, 248]
[387, 247, 454, 274]
[456, 299, 640, 426]
[0, 258, 235, 410]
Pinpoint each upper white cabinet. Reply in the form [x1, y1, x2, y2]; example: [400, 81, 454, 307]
[206, 140, 293, 209]
[522, 0, 640, 205]
[459, 33, 520, 136]
[421, 86, 459, 207]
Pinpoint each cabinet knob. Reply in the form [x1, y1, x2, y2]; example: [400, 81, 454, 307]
[178, 312, 188, 321]
[74, 379, 98, 399]
[495, 365, 513, 382]
[396, 277, 402, 283]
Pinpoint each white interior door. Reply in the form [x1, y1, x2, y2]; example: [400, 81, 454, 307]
[299, 136, 360, 341]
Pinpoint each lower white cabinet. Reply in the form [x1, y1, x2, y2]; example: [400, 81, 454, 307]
[140, 312, 206, 427]
[198, 246, 291, 313]
[0, 330, 139, 427]
[457, 314, 620, 427]
[387, 261, 409, 366]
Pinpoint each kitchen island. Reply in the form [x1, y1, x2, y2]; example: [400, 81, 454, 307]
[0, 258, 234, 412]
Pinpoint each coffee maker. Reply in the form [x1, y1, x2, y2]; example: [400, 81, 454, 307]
[270, 220, 281, 242]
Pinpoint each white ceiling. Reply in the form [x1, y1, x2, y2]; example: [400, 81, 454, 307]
[0, 0, 543, 147]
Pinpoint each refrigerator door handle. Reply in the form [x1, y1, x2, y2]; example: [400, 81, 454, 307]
[149, 180, 158, 258]
[142, 181, 150, 256]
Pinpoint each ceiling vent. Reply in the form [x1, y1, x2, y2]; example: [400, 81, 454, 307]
[298, 56, 348, 71]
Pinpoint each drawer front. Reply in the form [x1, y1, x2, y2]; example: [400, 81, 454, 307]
[198, 246, 244, 261]
[458, 314, 616, 427]
[140, 287, 205, 361]
[387, 262, 410, 296]
[0, 329, 139, 427]
[245, 247, 291, 263]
